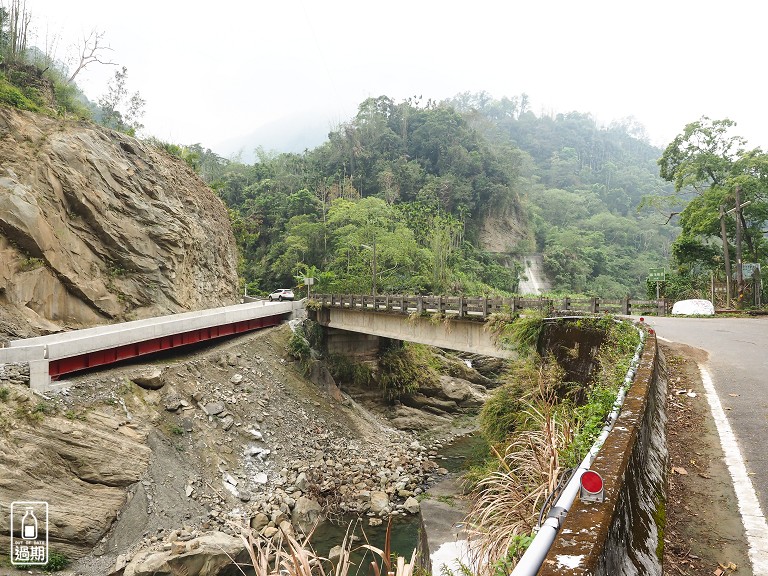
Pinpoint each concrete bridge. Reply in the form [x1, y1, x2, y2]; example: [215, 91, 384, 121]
[0, 300, 299, 392]
[313, 298, 512, 359]
[310, 293, 662, 361]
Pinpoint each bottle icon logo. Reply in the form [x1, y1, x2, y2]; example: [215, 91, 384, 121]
[10, 501, 48, 566]
[21, 508, 38, 540]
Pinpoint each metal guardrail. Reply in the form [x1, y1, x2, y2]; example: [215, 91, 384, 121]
[312, 294, 667, 318]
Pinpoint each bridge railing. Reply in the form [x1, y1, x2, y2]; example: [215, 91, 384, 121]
[313, 294, 667, 318]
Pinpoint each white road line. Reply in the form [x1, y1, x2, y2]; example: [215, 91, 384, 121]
[656, 335, 673, 343]
[698, 365, 768, 574]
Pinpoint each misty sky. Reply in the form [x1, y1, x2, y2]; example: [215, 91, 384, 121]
[22, 0, 768, 157]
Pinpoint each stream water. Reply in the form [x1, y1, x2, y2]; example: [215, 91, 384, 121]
[309, 516, 421, 568]
[309, 432, 486, 567]
[434, 432, 488, 474]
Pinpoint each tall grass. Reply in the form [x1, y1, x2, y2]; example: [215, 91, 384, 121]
[236, 520, 417, 576]
[560, 318, 640, 467]
[378, 342, 439, 401]
[485, 309, 545, 353]
[466, 381, 573, 575]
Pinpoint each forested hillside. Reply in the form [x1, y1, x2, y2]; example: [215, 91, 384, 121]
[448, 92, 678, 297]
[202, 96, 526, 296]
[199, 93, 676, 298]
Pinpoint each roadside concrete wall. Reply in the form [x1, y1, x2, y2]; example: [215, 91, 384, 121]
[539, 335, 666, 575]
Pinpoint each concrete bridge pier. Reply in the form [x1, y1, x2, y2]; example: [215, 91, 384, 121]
[28, 359, 51, 393]
[325, 327, 382, 362]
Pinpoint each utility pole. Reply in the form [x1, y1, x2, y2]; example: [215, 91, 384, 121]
[719, 204, 732, 306]
[735, 185, 744, 303]
[725, 186, 751, 307]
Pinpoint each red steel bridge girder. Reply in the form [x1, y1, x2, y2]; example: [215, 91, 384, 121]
[48, 315, 281, 379]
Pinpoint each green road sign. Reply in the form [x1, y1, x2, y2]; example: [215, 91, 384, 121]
[648, 268, 666, 282]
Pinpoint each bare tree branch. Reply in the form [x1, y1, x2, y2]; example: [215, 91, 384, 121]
[66, 29, 117, 84]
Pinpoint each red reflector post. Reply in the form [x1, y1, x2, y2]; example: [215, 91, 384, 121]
[580, 470, 605, 503]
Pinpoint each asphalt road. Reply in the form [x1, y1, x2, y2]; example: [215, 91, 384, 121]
[645, 315, 768, 571]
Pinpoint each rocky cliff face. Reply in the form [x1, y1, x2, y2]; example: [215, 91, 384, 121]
[0, 107, 239, 336]
[0, 394, 152, 559]
[477, 212, 527, 254]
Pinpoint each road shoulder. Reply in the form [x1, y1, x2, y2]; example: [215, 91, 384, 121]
[662, 342, 751, 576]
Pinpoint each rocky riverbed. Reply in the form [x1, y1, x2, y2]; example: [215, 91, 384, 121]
[0, 323, 490, 575]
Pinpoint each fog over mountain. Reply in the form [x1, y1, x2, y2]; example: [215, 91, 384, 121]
[213, 108, 346, 162]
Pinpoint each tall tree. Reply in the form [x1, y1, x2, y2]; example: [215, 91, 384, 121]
[0, 0, 31, 63]
[658, 117, 768, 293]
[66, 29, 116, 84]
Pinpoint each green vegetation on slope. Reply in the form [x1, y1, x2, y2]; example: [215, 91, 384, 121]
[467, 315, 641, 570]
[448, 93, 679, 297]
[0, 2, 145, 131]
[195, 94, 677, 298]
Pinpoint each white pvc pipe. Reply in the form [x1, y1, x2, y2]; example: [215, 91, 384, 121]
[510, 321, 646, 576]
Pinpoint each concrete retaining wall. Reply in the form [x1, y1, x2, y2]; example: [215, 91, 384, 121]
[538, 335, 667, 575]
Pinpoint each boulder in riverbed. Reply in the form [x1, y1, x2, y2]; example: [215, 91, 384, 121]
[292, 496, 324, 533]
[132, 369, 165, 390]
[369, 491, 390, 515]
[119, 531, 249, 576]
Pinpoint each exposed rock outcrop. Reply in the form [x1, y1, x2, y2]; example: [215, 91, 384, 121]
[477, 208, 527, 253]
[0, 386, 152, 559]
[0, 106, 239, 334]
